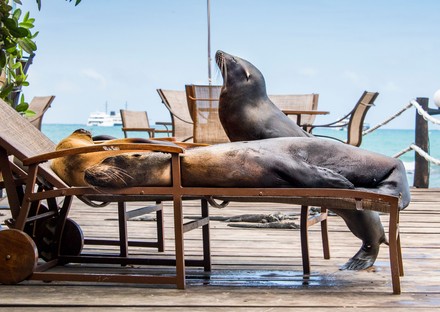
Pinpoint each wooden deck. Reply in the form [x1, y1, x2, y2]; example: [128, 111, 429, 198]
[0, 188, 440, 310]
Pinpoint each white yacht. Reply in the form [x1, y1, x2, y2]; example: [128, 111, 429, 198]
[86, 110, 122, 127]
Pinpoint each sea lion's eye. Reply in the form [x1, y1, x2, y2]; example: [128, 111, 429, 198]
[232, 57, 238, 63]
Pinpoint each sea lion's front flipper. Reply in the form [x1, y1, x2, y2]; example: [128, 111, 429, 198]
[275, 157, 355, 189]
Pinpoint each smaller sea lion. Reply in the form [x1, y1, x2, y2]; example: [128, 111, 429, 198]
[50, 129, 178, 186]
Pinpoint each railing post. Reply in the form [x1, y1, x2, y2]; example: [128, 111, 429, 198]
[414, 97, 429, 188]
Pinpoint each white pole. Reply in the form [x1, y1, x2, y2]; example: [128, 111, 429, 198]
[207, 0, 212, 85]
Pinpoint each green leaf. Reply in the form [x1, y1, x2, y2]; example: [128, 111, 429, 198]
[31, 31, 39, 39]
[0, 50, 5, 68]
[11, 61, 22, 70]
[19, 21, 34, 29]
[0, 83, 14, 98]
[16, 102, 29, 112]
[3, 18, 18, 30]
[12, 8, 21, 21]
[23, 110, 36, 117]
[18, 38, 37, 54]
[13, 0, 23, 5]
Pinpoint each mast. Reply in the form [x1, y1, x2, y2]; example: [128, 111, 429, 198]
[207, 0, 212, 85]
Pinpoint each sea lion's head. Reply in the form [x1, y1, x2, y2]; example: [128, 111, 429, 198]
[215, 50, 266, 98]
[55, 128, 94, 150]
[84, 152, 172, 188]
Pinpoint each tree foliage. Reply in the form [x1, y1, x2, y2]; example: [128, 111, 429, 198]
[0, 0, 81, 112]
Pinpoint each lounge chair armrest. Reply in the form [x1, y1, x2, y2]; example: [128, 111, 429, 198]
[155, 121, 172, 126]
[22, 143, 185, 166]
[122, 127, 156, 132]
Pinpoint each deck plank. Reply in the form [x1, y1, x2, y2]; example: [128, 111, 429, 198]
[1, 188, 440, 310]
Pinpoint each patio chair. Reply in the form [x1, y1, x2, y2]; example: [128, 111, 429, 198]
[269, 93, 319, 132]
[309, 91, 379, 147]
[27, 95, 56, 130]
[120, 109, 171, 138]
[157, 89, 194, 142]
[185, 84, 229, 144]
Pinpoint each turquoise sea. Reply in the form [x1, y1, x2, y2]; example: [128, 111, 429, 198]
[41, 124, 440, 188]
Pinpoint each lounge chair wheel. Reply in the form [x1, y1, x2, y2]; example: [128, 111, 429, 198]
[59, 218, 84, 257]
[35, 218, 84, 261]
[0, 229, 38, 284]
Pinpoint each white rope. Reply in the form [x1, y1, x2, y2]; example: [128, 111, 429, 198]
[410, 144, 440, 165]
[392, 146, 412, 159]
[393, 144, 440, 165]
[363, 102, 413, 136]
[363, 100, 440, 136]
[410, 99, 440, 125]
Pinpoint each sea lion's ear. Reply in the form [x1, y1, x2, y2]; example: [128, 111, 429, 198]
[245, 70, 251, 81]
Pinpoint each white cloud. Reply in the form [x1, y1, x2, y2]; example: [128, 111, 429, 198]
[56, 80, 80, 93]
[342, 70, 369, 88]
[81, 68, 107, 89]
[298, 67, 318, 78]
[383, 81, 401, 92]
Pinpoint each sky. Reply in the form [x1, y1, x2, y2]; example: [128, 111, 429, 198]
[17, 0, 440, 129]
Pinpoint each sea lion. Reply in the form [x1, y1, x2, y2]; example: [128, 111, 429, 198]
[50, 129, 178, 186]
[215, 50, 410, 271]
[215, 50, 312, 140]
[84, 137, 410, 209]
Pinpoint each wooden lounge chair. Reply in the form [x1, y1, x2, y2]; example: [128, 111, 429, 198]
[0, 98, 403, 293]
[269, 93, 319, 132]
[185, 84, 229, 144]
[0, 99, 189, 285]
[309, 91, 379, 147]
[27, 95, 55, 130]
[157, 89, 194, 142]
[120, 109, 171, 138]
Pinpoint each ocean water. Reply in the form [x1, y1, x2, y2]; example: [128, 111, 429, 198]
[41, 124, 440, 188]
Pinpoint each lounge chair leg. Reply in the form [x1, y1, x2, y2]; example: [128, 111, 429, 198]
[118, 202, 128, 258]
[156, 201, 165, 252]
[173, 195, 186, 289]
[300, 205, 310, 275]
[321, 207, 330, 260]
[201, 198, 211, 272]
[389, 208, 401, 294]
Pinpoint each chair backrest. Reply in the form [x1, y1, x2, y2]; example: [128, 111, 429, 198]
[0, 99, 67, 189]
[185, 84, 229, 144]
[120, 109, 153, 138]
[27, 95, 56, 130]
[346, 91, 379, 147]
[269, 94, 319, 128]
[157, 89, 194, 142]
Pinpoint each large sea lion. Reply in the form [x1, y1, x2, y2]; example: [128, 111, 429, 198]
[51, 129, 178, 186]
[215, 50, 410, 271]
[215, 50, 311, 140]
[84, 137, 410, 207]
